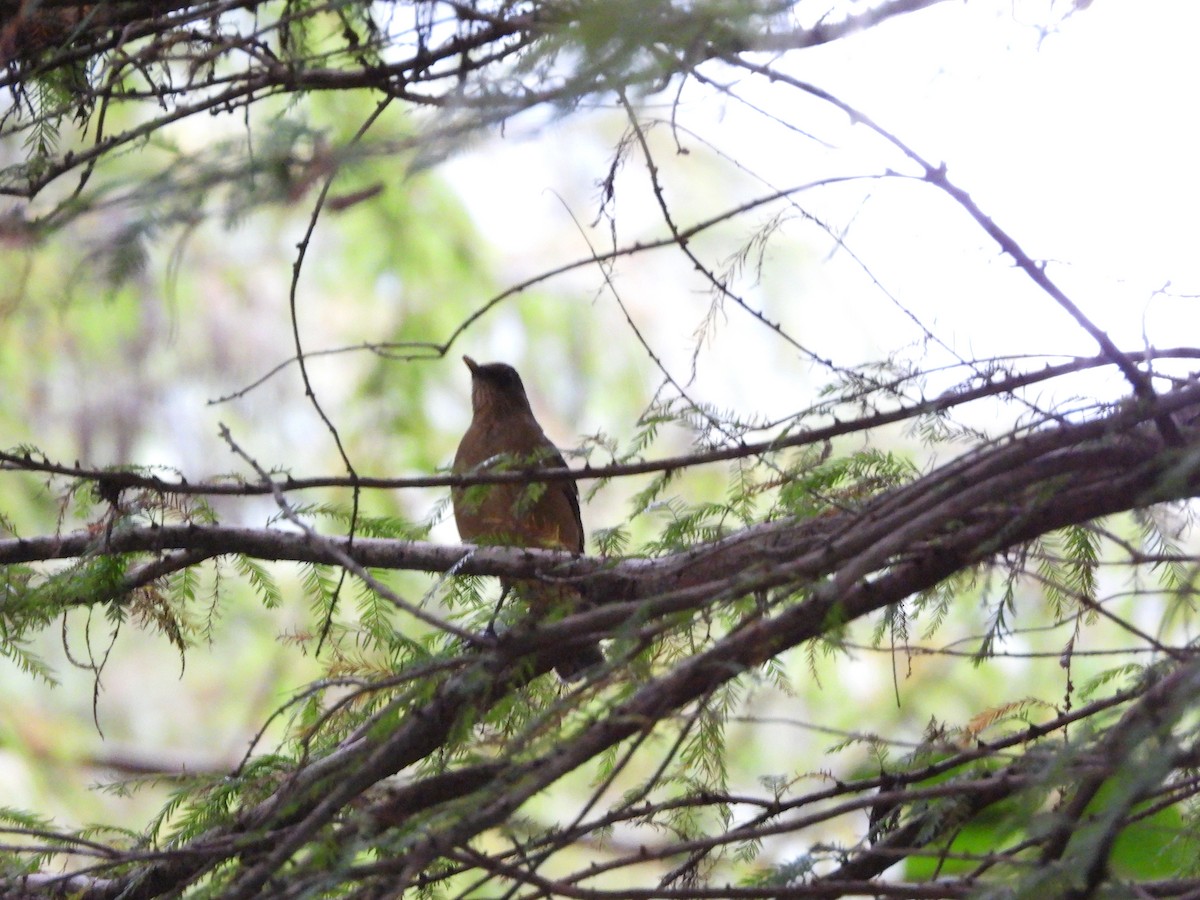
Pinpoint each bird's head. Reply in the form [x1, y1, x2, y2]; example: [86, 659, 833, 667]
[464, 356, 534, 416]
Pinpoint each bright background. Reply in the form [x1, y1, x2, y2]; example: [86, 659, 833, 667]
[0, 0, 1196, 872]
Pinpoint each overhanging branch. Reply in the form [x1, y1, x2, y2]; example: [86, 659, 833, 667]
[54, 377, 1195, 898]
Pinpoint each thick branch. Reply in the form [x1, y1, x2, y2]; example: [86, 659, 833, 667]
[16, 378, 1194, 897]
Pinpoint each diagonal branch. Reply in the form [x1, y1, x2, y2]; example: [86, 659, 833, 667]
[30, 376, 1196, 897]
[723, 57, 1184, 447]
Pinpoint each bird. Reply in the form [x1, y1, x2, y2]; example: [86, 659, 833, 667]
[451, 355, 603, 680]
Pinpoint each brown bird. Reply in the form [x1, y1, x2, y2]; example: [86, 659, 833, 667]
[452, 355, 603, 679]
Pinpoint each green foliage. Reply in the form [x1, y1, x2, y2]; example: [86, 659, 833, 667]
[775, 447, 917, 519]
[902, 797, 1023, 880]
[539, 0, 787, 93]
[0, 807, 61, 874]
[9, 65, 90, 188]
[9, 553, 128, 624]
[591, 522, 630, 555]
[873, 595, 910, 653]
[307, 502, 433, 541]
[233, 556, 283, 610]
[152, 755, 293, 848]
[744, 853, 818, 887]
[1036, 524, 1101, 620]
[1078, 663, 1147, 701]
[912, 569, 976, 641]
[0, 564, 58, 683]
[352, 568, 399, 643]
[1108, 796, 1200, 880]
[0, 3, 1196, 893]
[975, 566, 1019, 662]
[1136, 506, 1198, 632]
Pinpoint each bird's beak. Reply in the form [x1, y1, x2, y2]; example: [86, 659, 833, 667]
[463, 355, 480, 375]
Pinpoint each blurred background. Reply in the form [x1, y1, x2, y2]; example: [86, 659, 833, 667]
[1, 0, 1197, 876]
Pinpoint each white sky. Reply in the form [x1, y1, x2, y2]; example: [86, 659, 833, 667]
[439, 0, 1198, 421]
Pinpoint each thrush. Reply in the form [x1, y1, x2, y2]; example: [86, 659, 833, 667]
[452, 355, 603, 680]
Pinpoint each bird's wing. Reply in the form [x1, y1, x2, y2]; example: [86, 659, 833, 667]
[541, 443, 585, 554]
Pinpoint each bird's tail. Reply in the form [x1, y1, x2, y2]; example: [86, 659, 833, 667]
[511, 578, 604, 681]
[555, 641, 605, 681]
